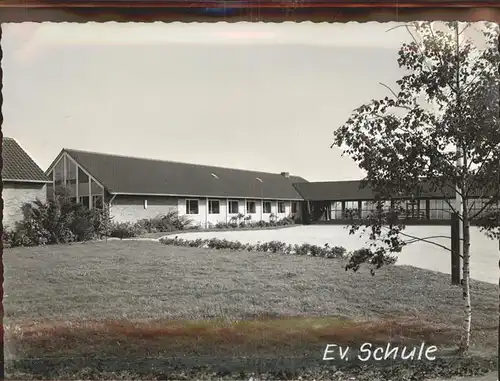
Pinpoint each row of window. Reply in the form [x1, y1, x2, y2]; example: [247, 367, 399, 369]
[50, 155, 104, 200]
[184, 199, 298, 215]
[328, 198, 497, 220]
[68, 195, 104, 210]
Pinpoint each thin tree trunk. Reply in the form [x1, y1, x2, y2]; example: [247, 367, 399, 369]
[460, 219, 472, 352]
[454, 22, 471, 355]
[460, 200, 472, 354]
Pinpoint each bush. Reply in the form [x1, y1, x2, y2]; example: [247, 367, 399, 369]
[138, 211, 193, 233]
[278, 216, 295, 226]
[4, 227, 41, 248]
[108, 222, 145, 239]
[4, 196, 112, 248]
[214, 222, 238, 229]
[209, 217, 294, 231]
[69, 203, 111, 241]
[159, 236, 348, 259]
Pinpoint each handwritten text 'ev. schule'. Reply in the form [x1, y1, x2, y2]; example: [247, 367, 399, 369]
[323, 343, 438, 362]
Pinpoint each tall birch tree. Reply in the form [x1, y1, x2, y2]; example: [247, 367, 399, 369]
[332, 21, 500, 354]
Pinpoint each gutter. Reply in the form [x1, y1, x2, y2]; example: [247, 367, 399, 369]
[108, 194, 117, 207]
[3, 179, 52, 184]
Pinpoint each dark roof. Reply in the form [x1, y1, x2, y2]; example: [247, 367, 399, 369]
[294, 180, 375, 201]
[2, 138, 50, 183]
[293, 180, 456, 201]
[61, 149, 307, 200]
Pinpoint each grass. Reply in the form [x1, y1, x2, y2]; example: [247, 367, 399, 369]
[4, 240, 498, 378]
[173, 225, 500, 284]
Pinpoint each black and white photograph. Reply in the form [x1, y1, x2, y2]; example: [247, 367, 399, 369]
[2, 18, 499, 381]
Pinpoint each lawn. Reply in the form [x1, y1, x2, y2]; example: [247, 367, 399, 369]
[4, 239, 498, 379]
[174, 225, 500, 284]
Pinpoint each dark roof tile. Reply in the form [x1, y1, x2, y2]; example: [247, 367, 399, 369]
[293, 180, 456, 201]
[2, 138, 50, 183]
[63, 149, 307, 200]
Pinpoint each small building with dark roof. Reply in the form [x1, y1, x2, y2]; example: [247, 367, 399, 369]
[293, 179, 495, 225]
[3, 137, 52, 228]
[45, 148, 306, 226]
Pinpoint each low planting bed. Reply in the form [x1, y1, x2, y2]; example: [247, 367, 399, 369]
[160, 236, 349, 258]
[159, 236, 397, 269]
[139, 223, 298, 240]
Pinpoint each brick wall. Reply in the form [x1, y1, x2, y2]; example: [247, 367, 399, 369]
[110, 195, 178, 223]
[3, 182, 47, 230]
[109, 195, 303, 225]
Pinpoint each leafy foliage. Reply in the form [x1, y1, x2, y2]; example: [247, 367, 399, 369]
[136, 211, 193, 233]
[4, 196, 111, 248]
[214, 216, 295, 230]
[332, 21, 500, 272]
[107, 222, 144, 239]
[160, 236, 349, 259]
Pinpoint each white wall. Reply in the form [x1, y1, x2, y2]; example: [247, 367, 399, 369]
[177, 197, 300, 227]
[207, 198, 228, 226]
[3, 183, 47, 230]
[178, 198, 207, 227]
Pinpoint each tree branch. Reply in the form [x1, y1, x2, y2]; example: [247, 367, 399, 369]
[385, 24, 414, 33]
[470, 192, 500, 220]
[382, 228, 453, 253]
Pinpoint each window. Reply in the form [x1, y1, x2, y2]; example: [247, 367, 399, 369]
[278, 201, 286, 213]
[468, 198, 493, 219]
[263, 201, 272, 214]
[361, 201, 377, 218]
[246, 201, 256, 214]
[330, 201, 343, 220]
[78, 167, 89, 196]
[93, 196, 104, 210]
[398, 199, 427, 219]
[54, 159, 65, 195]
[344, 201, 360, 219]
[209, 200, 220, 214]
[404, 200, 418, 219]
[66, 158, 77, 197]
[80, 196, 90, 209]
[292, 202, 298, 214]
[228, 200, 239, 214]
[429, 199, 452, 220]
[144, 199, 148, 209]
[186, 199, 199, 214]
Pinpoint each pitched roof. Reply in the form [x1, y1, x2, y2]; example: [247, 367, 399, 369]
[62, 149, 307, 200]
[293, 180, 457, 201]
[2, 138, 50, 183]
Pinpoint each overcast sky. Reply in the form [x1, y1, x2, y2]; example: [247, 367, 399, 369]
[2, 21, 469, 181]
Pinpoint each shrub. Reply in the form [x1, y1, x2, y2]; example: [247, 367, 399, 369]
[138, 211, 193, 233]
[69, 203, 111, 241]
[269, 213, 278, 224]
[3, 226, 43, 248]
[215, 222, 237, 229]
[108, 222, 145, 239]
[4, 196, 113, 248]
[278, 216, 295, 226]
[207, 217, 294, 231]
[11, 198, 75, 246]
[159, 236, 349, 260]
